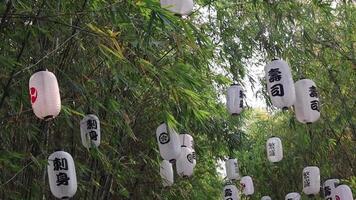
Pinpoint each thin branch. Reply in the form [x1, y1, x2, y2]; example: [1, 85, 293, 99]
[0, 0, 46, 111]
[13, 32, 80, 77]
[0, 155, 40, 188]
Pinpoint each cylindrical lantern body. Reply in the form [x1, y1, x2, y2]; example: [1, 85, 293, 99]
[261, 196, 272, 200]
[266, 137, 283, 162]
[160, 0, 193, 16]
[226, 84, 243, 115]
[48, 150, 77, 199]
[323, 179, 340, 200]
[223, 184, 240, 200]
[285, 192, 301, 200]
[265, 59, 296, 108]
[29, 69, 61, 120]
[225, 158, 240, 180]
[176, 146, 195, 177]
[156, 123, 181, 162]
[179, 134, 194, 149]
[160, 160, 174, 187]
[335, 185, 353, 200]
[240, 176, 254, 196]
[294, 79, 320, 123]
[303, 166, 320, 195]
[80, 114, 101, 148]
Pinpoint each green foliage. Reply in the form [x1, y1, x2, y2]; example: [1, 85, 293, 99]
[0, 0, 355, 199]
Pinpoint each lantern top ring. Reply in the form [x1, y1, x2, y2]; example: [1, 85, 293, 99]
[34, 68, 47, 73]
[53, 148, 64, 152]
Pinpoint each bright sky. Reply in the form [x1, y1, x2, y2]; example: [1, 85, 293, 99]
[196, 4, 267, 180]
[217, 61, 266, 178]
[243, 56, 267, 109]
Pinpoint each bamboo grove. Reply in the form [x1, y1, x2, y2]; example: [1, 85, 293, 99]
[0, 0, 355, 199]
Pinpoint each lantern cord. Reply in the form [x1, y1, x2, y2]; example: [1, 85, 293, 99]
[84, 156, 95, 200]
[296, 35, 307, 80]
[306, 125, 316, 164]
[41, 120, 50, 197]
[296, 61, 304, 80]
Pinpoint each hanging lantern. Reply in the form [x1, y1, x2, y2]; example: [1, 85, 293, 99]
[335, 185, 353, 200]
[160, 0, 194, 16]
[223, 184, 240, 200]
[225, 158, 240, 180]
[294, 79, 320, 124]
[265, 59, 296, 109]
[80, 114, 100, 149]
[266, 136, 283, 162]
[261, 196, 272, 200]
[156, 123, 181, 162]
[29, 69, 61, 120]
[226, 84, 244, 115]
[48, 150, 77, 199]
[179, 133, 194, 149]
[303, 166, 320, 195]
[285, 192, 301, 200]
[323, 179, 340, 200]
[176, 146, 195, 177]
[160, 160, 174, 187]
[240, 176, 254, 196]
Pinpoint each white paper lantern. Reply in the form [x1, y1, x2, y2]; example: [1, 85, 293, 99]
[226, 84, 244, 115]
[160, 160, 174, 187]
[80, 114, 100, 148]
[285, 192, 301, 200]
[176, 146, 195, 177]
[240, 176, 254, 196]
[294, 79, 320, 124]
[29, 69, 61, 120]
[265, 59, 296, 109]
[160, 0, 194, 16]
[261, 196, 272, 200]
[156, 123, 181, 162]
[179, 134, 194, 149]
[323, 179, 340, 200]
[48, 150, 77, 199]
[266, 136, 283, 162]
[225, 158, 240, 180]
[223, 184, 240, 200]
[303, 166, 320, 195]
[335, 185, 353, 200]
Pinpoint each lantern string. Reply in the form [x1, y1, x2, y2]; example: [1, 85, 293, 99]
[306, 124, 316, 165]
[41, 120, 50, 196]
[296, 34, 307, 79]
[296, 62, 304, 80]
